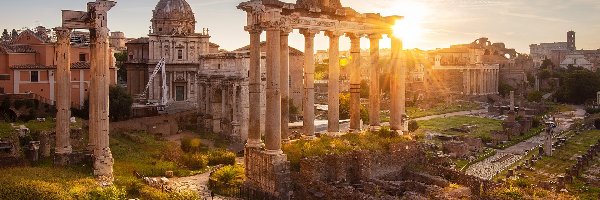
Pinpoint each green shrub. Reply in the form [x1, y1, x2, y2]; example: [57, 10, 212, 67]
[211, 165, 245, 185]
[138, 186, 169, 200]
[168, 190, 201, 200]
[408, 120, 419, 132]
[208, 150, 236, 166]
[86, 186, 127, 200]
[375, 127, 397, 138]
[181, 137, 203, 153]
[162, 142, 184, 162]
[182, 153, 208, 170]
[209, 165, 245, 197]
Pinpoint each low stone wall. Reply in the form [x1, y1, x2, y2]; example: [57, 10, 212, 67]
[422, 164, 498, 196]
[110, 110, 197, 136]
[244, 147, 291, 200]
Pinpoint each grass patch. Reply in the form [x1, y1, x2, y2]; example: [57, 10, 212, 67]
[283, 131, 409, 171]
[408, 102, 481, 119]
[0, 122, 14, 139]
[416, 116, 502, 141]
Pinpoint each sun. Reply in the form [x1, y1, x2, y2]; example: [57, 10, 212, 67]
[390, 2, 428, 48]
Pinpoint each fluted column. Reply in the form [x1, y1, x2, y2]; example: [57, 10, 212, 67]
[479, 69, 484, 95]
[246, 28, 262, 147]
[348, 33, 361, 131]
[265, 28, 282, 154]
[496, 69, 500, 94]
[369, 34, 382, 128]
[301, 29, 318, 137]
[326, 31, 341, 133]
[89, 0, 116, 182]
[390, 35, 404, 133]
[54, 27, 72, 164]
[280, 29, 290, 141]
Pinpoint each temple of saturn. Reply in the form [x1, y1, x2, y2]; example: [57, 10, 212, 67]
[238, 0, 406, 198]
[54, 0, 116, 184]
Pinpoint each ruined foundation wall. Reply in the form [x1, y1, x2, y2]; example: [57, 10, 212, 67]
[110, 110, 197, 136]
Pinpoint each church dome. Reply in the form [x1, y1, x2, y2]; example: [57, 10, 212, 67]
[151, 0, 196, 35]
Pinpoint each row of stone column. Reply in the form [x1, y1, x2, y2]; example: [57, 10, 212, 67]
[53, 1, 116, 182]
[245, 27, 406, 154]
[53, 25, 114, 179]
[464, 68, 499, 95]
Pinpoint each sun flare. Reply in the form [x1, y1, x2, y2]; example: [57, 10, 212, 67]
[390, 2, 428, 48]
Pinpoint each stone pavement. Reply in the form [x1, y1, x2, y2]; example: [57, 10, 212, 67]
[466, 107, 585, 180]
[169, 170, 240, 200]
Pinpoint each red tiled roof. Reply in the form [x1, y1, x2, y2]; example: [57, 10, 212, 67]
[10, 62, 112, 70]
[0, 42, 36, 53]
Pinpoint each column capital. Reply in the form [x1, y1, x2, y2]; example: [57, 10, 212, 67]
[325, 31, 342, 38]
[368, 33, 383, 40]
[280, 27, 293, 36]
[53, 27, 72, 43]
[300, 29, 319, 37]
[245, 26, 263, 34]
[346, 33, 362, 41]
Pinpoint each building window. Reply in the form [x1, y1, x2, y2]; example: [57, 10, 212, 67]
[177, 49, 183, 60]
[30, 71, 39, 82]
[79, 53, 86, 62]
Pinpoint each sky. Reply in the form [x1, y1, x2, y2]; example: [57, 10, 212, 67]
[1, 0, 600, 53]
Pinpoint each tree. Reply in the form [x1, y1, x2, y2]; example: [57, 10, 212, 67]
[1, 29, 9, 41]
[109, 85, 133, 121]
[339, 93, 350, 120]
[11, 29, 18, 39]
[555, 68, 600, 104]
[360, 80, 369, 98]
[498, 82, 515, 97]
[114, 51, 128, 83]
[540, 58, 554, 70]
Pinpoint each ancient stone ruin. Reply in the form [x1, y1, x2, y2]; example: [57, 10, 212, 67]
[55, 0, 116, 184]
[237, 0, 409, 198]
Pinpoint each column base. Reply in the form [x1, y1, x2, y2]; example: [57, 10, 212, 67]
[93, 147, 114, 185]
[245, 140, 264, 148]
[53, 153, 71, 166]
[264, 149, 284, 155]
[369, 126, 381, 132]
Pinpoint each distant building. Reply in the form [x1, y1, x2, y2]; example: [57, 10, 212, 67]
[0, 28, 117, 108]
[530, 30, 600, 71]
[560, 53, 594, 70]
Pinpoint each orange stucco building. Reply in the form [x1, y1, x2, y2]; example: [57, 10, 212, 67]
[0, 29, 117, 108]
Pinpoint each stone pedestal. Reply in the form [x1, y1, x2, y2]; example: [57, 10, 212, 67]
[244, 147, 291, 200]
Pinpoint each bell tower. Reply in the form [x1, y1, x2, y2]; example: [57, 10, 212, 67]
[567, 30, 576, 51]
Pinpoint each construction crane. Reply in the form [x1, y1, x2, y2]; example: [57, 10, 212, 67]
[140, 57, 169, 111]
